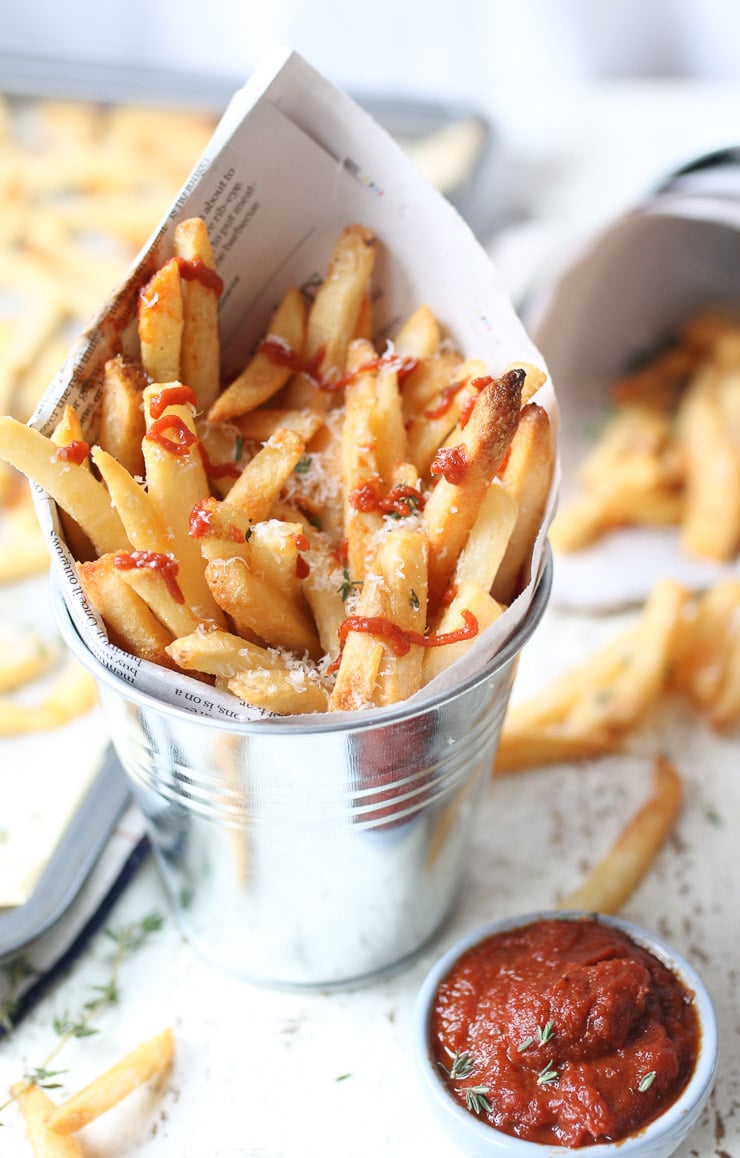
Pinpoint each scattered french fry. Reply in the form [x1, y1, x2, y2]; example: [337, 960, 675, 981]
[558, 755, 682, 914]
[47, 1028, 175, 1135]
[11, 1082, 84, 1157]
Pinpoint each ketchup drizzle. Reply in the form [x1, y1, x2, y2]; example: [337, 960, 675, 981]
[113, 551, 185, 604]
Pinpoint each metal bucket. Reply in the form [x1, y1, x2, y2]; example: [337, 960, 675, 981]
[53, 553, 552, 989]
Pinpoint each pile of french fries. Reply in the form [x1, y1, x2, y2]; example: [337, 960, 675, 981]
[13, 1028, 173, 1155]
[551, 308, 740, 561]
[0, 219, 554, 716]
[496, 574, 740, 774]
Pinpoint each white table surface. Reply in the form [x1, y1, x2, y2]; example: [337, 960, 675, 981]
[2, 78, 740, 1157]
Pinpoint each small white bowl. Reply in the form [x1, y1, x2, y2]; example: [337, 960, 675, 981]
[413, 911, 719, 1157]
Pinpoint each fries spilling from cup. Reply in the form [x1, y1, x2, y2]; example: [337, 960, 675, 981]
[0, 219, 555, 717]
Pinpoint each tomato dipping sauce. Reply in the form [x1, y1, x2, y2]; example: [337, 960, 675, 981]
[430, 917, 700, 1148]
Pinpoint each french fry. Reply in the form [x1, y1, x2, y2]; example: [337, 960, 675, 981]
[406, 358, 486, 475]
[393, 303, 440, 360]
[495, 580, 688, 772]
[340, 341, 384, 580]
[228, 667, 329, 715]
[174, 217, 221, 410]
[166, 627, 279, 678]
[11, 1082, 85, 1157]
[452, 479, 517, 594]
[47, 1028, 174, 1135]
[207, 286, 306, 423]
[0, 416, 129, 556]
[138, 258, 183, 382]
[423, 368, 524, 608]
[558, 755, 682, 914]
[96, 354, 147, 479]
[141, 385, 224, 624]
[90, 446, 171, 554]
[0, 660, 97, 735]
[492, 403, 554, 604]
[303, 223, 377, 391]
[50, 404, 95, 562]
[233, 407, 323, 444]
[422, 582, 503, 684]
[78, 555, 177, 668]
[205, 555, 321, 658]
[0, 484, 51, 581]
[678, 364, 740, 561]
[372, 527, 429, 706]
[0, 630, 58, 692]
[225, 427, 305, 523]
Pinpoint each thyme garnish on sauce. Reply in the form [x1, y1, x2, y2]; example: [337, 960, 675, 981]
[438, 1047, 475, 1080]
[638, 1070, 657, 1092]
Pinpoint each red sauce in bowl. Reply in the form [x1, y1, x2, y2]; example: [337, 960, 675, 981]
[430, 917, 700, 1148]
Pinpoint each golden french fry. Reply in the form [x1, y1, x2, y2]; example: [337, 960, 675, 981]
[0, 660, 97, 735]
[0, 416, 129, 556]
[90, 446, 171, 554]
[233, 407, 323, 444]
[205, 555, 321, 658]
[138, 258, 183, 382]
[493, 403, 554, 603]
[372, 527, 428, 707]
[225, 428, 305, 523]
[558, 755, 682, 914]
[141, 385, 224, 624]
[208, 287, 306, 423]
[301, 224, 377, 393]
[228, 667, 329, 715]
[78, 555, 176, 668]
[166, 627, 279, 678]
[423, 368, 524, 608]
[401, 346, 461, 421]
[10, 1081, 85, 1157]
[47, 1028, 174, 1135]
[0, 629, 59, 692]
[453, 479, 517, 594]
[394, 303, 440, 359]
[341, 341, 383, 579]
[50, 404, 94, 562]
[495, 580, 688, 772]
[678, 364, 740, 561]
[406, 358, 486, 474]
[174, 217, 221, 410]
[96, 355, 147, 479]
[422, 582, 503, 684]
[0, 485, 51, 581]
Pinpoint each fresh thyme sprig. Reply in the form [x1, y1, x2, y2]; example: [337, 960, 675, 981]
[536, 1062, 559, 1087]
[518, 1020, 555, 1051]
[337, 569, 363, 602]
[0, 911, 164, 1124]
[461, 1085, 492, 1115]
[638, 1070, 656, 1092]
[438, 1047, 475, 1080]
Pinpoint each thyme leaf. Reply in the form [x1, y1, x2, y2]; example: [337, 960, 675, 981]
[536, 1063, 559, 1087]
[461, 1085, 492, 1115]
[337, 569, 362, 602]
[409, 589, 420, 611]
[537, 1020, 555, 1045]
[439, 1048, 475, 1080]
[638, 1070, 656, 1092]
[294, 455, 312, 475]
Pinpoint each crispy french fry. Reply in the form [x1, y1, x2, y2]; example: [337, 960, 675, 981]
[558, 755, 682, 914]
[11, 1081, 85, 1157]
[406, 358, 486, 475]
[50, 404, 95, 561]
[174, 217, 221, 410]
[372, 527, 429, 706]
[78, 555, 177, 667]
[228, 667, 329, 715]
[341, 341, 383, 580]
[232, 407, 323, 444]
[90, 446, 171, 553]
[208, 287, 306, 423]
[0, 416, 129, 556]
[423, 368, 524, 608]
[493, 403, 554, 603]
[205, 555, 321, 658]
[47, 1028, 174, 1135]
[225, 428, 305, 523]
[97, 354, 147, 479]
[166, 627, 279, 678]
[138, 258, 183, 382]
[394, 304, 440, 360]
[678, 364, 740, 561]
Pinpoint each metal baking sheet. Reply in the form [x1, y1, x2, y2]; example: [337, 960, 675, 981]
[0, 745, 129, 961]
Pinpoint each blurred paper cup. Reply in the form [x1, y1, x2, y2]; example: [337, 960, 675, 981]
[529, 146, 740, 611]
[32, 48, 557, 986]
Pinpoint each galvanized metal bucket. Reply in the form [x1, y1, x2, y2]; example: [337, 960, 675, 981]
[54, 553, 552, 989]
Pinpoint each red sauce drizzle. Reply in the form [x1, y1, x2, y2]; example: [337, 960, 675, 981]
[113, 551, 185, 604]
[196, 443, 241, 480]
[149, 385, 198, 420]
[257, 338, 324, 380]
[188, 498, 243, 541]
[330, 539, 349, 567]
[176, 256, 224, 295]
[296, 556, 310, 579]
[332, 353, 419, 393]
[54, 439, 89, 465]
[459, 375, 493, 429]
[293, 532, 310, 552]
[430, 445, 469, 485]
[423, 379, 466, 420]
[146, 415, 197, 457]
[349, 479, 425, 517]
[328, 610, 479, 674]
